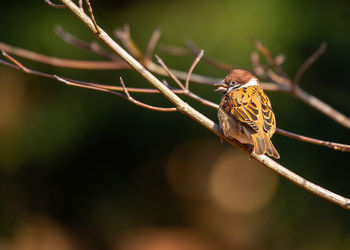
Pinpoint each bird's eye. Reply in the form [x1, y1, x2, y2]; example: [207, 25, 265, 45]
[229, 80, 239, 87]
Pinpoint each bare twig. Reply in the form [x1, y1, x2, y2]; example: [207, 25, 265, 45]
[294, 86, 350, 129]
[55, 26, 121, 61]
[119, 77, 177, 112]
[0, 52, 175, 95]
[145, 28, 161, 61]
[185, 49, 204, 90]
[45, 0, 66, 8]
[294, 42, 327, 86]
[251, 51, 266, 77]
[0, 41, 128, 70]
[276, 128, 350, 152]
[85, 0, 101, 34]
[159, 45, 191, 56]
[249, 36, 289, 79]
[115, 24, 144, 60]
[155, 55, 186, 91]
[53, 75, 125, 98]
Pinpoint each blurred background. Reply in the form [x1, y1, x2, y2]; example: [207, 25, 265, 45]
[0, 0, 350, 249]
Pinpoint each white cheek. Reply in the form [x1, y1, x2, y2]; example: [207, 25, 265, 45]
[239, 78, 258, 88]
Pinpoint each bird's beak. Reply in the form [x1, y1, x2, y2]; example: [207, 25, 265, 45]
[214, 81, 227, 92]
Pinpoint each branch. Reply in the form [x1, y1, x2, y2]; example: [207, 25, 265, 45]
[119, 77, 177, 112]
[56, 0, 350, 210]
[276, 128, 350, 152]
[0, 41, 128, 70]
[45, 0, 65, 8]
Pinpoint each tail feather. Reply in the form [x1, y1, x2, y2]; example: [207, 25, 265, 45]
[252, 135, 280, 159]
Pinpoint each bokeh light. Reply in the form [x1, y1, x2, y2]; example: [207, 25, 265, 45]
[209, 149, 279, 214]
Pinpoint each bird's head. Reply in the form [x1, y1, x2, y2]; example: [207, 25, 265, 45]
[214, 69, 258, 93]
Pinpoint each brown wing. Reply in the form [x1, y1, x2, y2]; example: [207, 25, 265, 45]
[258, 87, 276, 138]
[221, 87, 261, 134]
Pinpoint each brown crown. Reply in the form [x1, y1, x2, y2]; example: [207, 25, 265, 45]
[224, 69, 257, 85]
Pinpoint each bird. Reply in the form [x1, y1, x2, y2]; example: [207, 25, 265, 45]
[215, 69, 280, 159]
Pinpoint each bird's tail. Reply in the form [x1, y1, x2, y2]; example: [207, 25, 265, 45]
[252, 135, 280, 159]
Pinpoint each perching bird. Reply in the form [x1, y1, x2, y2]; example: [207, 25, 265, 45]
[215, 69, 280, 159]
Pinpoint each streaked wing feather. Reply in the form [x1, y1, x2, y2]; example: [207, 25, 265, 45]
[259, 90, 276, 136]
[226, 96, 260, 133]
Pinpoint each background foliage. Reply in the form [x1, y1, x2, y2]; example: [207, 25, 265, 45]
[0, 0, 349, 249]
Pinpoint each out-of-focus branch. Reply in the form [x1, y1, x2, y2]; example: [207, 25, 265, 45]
[53, 0, 350, 210]
[118, 77, 177, 112]
[0, 41, 128, 70]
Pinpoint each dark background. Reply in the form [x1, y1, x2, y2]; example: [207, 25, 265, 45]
[0, 0, 350, 249]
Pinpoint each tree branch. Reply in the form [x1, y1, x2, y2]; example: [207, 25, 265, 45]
[0, 41, 128, 70]
[54, 0, 350, 210]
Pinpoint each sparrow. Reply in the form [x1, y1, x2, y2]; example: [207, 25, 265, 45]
[215, 69, 280, 159]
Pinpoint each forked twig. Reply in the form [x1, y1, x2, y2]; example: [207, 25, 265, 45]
[145, 28, 161, 61]
[119, 77, 177, 112]
[155, 55, 186, 91]
[185, 49, 204, 90]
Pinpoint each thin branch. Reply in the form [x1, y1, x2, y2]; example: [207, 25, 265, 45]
[53, 75, 125, 98]
[185, 49, 204, 90]
[45, 0, 66, 8]
[85, 0, 101, 34]
[115, 24, 144, 60]
[251, 51, 266, 77]
[294, 42, 327, 86]
[55, 26, 121, 61]
[0, 41, 128, 70]
[119, 77, 177, 112]
[159, 44, 191, 56]
[276, 128, 350, 152]
[294, 86, 350, 129]
[249, 36, 289, 79]
[155, 55, 186, 91]
[145, 28, 161, 61]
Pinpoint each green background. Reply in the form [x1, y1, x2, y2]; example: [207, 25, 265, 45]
[0, 0, 349, 249]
